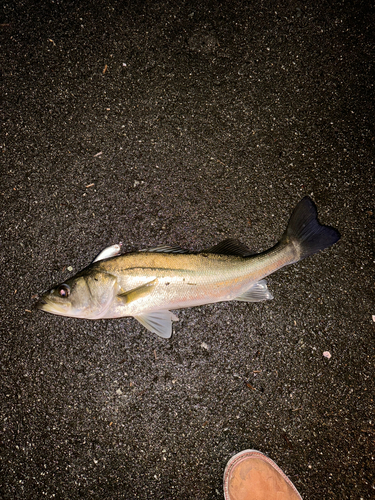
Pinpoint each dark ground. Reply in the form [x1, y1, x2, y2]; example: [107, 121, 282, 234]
[1, 1, 374, 498]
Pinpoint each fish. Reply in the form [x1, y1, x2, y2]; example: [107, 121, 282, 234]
[37, 197, 340, 338]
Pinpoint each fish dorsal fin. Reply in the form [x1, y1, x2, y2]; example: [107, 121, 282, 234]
[204, 238, 254, 257]
[141, 245, 190, 254]
[234, 280, 273, 302]
[135, 310, 179, 338]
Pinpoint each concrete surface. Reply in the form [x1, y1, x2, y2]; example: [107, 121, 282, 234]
[1, 1, 374, 498]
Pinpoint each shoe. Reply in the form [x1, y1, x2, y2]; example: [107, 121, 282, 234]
[223, 449, 302, 500]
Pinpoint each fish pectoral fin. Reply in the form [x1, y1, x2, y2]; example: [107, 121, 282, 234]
[135, 310, 179, 338]
[234, 280, 274, 302]
[117, 279, 158, 304]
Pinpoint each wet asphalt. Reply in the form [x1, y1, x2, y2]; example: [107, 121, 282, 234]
[1, 1, 374, 499]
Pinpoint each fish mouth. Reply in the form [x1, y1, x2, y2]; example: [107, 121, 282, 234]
[36, 297, 69, 316]
[34, 297, 48, 312]
[36, 299, 47, 308]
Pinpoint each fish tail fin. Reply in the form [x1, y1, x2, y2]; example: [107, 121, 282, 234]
[282, 197, 340, 261]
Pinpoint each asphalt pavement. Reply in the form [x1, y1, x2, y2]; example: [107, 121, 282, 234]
[1, 1, 374, 499]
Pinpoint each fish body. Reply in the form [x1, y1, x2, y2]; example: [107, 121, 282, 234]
[38, 197, 340, 338]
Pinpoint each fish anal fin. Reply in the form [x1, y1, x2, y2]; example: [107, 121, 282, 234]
[235, 280, 273, 302]
[118, 279, 157, 303]
[135, 310, 179, 338]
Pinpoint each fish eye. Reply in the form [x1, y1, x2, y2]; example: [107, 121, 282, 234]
[58, 284, 70, 298]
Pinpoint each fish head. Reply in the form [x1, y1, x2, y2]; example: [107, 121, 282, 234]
[37, 270, 117, 319]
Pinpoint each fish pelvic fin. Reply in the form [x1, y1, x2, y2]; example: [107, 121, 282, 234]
[135, 310, 179, 338]
[282, 197, 340, 261]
